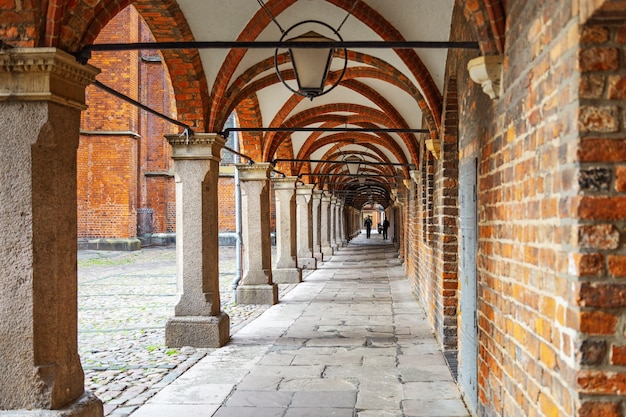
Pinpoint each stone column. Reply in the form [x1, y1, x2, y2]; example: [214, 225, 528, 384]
[320, 194, 334, 257]
[312, 190, 324, 262]
[235, 163, 278, 304]
[337, 201, 346, 247]
[296, 184, 317, 269]
[389, 198, 397, 245]
[164, 133, 230, 348]
[272, 176, 302, 283]
[0, 48, 102, 415]
[330, 197, 339, 251]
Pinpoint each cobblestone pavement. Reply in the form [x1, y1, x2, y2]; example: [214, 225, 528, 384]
[78, 245, 302, 416]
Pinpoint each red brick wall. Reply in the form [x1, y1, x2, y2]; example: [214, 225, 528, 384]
[79, 6, 177, 238]
[218, 176, 236, 232]
[446, 2, 582, 416]
[77, 134, 138, 238]
[576, 20, 626, 415]
[78, 6, 139, 239]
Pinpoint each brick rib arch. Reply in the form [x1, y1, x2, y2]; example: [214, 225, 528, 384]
[216, 50, 434, 136]
[208, 0, 444, 132]
[264, 104, 418, 164]
[75, 0, 210, 131]
[456, 0, 505, 55]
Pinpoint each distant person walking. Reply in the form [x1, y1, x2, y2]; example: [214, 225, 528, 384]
[382, 218, 390, 240]
[364, 216, 372, 239]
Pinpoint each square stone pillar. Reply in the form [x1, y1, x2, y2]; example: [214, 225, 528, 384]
[0, 48, 103, 415]
[164, 133, 230, 348]
[338, 201, 347, 246]
[311, 190, 324, 262]
[330, 197, 339, 251]
[320, 194, 334, 257]
[296, 184, 317, 269]
[272, 176, 302, 283]
[235, 163, 278, 305]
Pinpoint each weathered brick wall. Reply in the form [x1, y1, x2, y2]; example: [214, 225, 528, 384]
[78, 6, 139, 239]
[77, 135, 138, 238]
[218, 176, 236, 233]
[446, 1, 581, 416]
[576, 20, 626, 416]
[79, 6, 177, 238]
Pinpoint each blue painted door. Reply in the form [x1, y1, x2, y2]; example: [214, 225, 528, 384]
[459, 157, 478, 411]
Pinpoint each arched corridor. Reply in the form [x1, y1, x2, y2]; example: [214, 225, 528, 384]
[131, 233, 468, 417]
[3, 1, 626, 416]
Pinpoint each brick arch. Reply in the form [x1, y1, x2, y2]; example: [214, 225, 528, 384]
[293, 118, 411, 173]
[65, 0, 210, 131]
[216, 50, 435, 136]
[456, 0, 505, 55]
[261, 76, 420, 160]
[264, 104, 418, 164]
[208, 0, 444, 132]
[309, 148, 396, 190]
[234, 94, 264, 163]
[296, 131, 410, 182]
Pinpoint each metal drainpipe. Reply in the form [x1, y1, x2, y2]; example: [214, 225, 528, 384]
[231, 129, 243, 298]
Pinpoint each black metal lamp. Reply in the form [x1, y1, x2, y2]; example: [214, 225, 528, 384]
[275, 20, 347, 100]
[343, 154, 362, 176]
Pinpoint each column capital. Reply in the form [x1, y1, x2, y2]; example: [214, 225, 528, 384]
[468, 55, 503, 100]
[0, 47, 100, 109]
[409, 170, 420, 184]
[236, 162, 273, 181]
[272, 175, 298, 190]
[313, 189, 324, 198]
[166, 133, 226, 161]
[296, 183, 315, 195]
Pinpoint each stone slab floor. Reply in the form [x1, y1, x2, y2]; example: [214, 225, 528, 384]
[130, 232, 469, 417]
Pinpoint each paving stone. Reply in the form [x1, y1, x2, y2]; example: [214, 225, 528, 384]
[86, 237, 469, 417]
[290, 391, 356, 408]
[225, 390, 293, 407]
[402, 399, 470, 416]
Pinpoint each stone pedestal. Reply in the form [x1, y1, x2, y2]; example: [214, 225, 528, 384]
[165, 133, 230, 348]
[0, 48, 103, 416]
[236, 163, 278, 304]
[312, 190, 324, 262]
[272, 177, 302, 283]
[320, 194, 334, 257]
[296, 184, 317, 269]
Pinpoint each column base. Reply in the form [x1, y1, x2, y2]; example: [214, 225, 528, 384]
[272, 268, 302, 284]
[298, 257, 317, 270]
[165, 312, 230, 348]
[321, 246, 334, 257]
[0, 392, 104, 417]
[236, 284, 278, 305]
[313, 252, 324, 262]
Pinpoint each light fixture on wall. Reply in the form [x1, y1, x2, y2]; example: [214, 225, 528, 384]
[275, 20, 348, 100]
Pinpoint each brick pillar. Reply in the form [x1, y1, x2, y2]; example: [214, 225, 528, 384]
[330, 197, 339, 251]
[164, 133, 230, 348]
[312, 190, 324, 262]
[272, 176, 302, 283]
[320, 194, 334, 257]
[235, 163, 278, 305]
[296, 184, 317, 269]
[0, 48, 102, 415]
